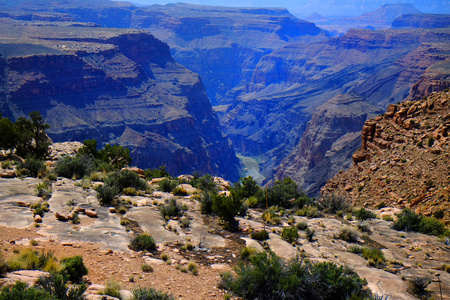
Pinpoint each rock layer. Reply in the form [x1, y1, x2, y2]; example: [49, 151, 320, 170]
[0, 21, 239, 180]
[322, 90, 450, 224]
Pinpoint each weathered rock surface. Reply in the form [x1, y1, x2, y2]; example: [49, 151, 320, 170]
[322, 90, 450, 224]
[392, 13, 450, 29]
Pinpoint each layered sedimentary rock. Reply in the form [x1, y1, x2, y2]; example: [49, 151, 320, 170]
[0, 21, 239, 180]
[322, 90, 450, 224]
[392, 14, 450, 29]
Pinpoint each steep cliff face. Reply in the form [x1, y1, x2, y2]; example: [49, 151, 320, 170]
[270, 94, 382, 195]
[0, 22, 240, 180]
[322, 90, 450, 224]
[223, 29, 450, 184]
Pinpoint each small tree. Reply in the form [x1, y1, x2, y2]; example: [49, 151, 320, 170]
[99, 144, 131, 169]
[212, 193, 242, 227]
[14, 111, 51, 159]
[0, 114, 17, 152]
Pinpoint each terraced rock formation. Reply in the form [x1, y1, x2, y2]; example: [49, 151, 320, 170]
[0, 20, 239, 180]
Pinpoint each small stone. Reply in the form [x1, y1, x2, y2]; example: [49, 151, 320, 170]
[109, 207, 117, 213]
[85, 209, 98, 218]
[55, 212, 68, 222]
[34, 215, 42, 223]
[17, 201, 30, 207]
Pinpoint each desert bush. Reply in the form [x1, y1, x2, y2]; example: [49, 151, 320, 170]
[338, 226, 360, 243]
[362, 248, 385, 267]
[393, 208, 445, 236]
[17, 157, 46, 178]
[281, 227, 299, 244]
[295, 206, 323, 218]
[60, 255, 88, 283]
[1, 160, 13, 169]
[433, 209, 444, 219]
[227, 252, 370, 299]
[187, 260, 198, 275]
[35, 181, 52, 199]
[375, 202, 386, 209]
[98, 144, 131, 170]
[292, 195, 312, 209]
[123, 187, 137, 196]
[357, 221, 371, 233]
[296, 222, 308, 230]
[262, 178, 301, 208]
[240, 247, 260, 261]
[317, 195, 349, 214]
[199, 190, 215, 214]
[116, 170, 148, 191]
[130, 286, 174, 300]
[144, 166, 170, 180]
[382, 215, 394, 222]
[0, 253, 7, 277]
[409, 277, 431, 299]
[245, 196, 259, 208]
[55, 156, 94, 179]
[7, 249, 56, 272]
[250, 230, 269, 241]
[141, 264, 153, 273]
[130, 233, 156, 252]
[261, 209, 282, 225]
[158, 178, 178, 193]
[191, 174, 216, 192]
[96, 184, 120, 205]
[0, 281, 53, 299]
[305, 228, 315, 242]
[102, 280, 122, 300]
[159, 199, 186, 219]
[349, 245, 364, 254]
[160, 253, 169, 262]
[233, 176, 261, 200]
[212, 193, 242, 226]
[35, 273, 87, 300]
[354, 208, 376, 221]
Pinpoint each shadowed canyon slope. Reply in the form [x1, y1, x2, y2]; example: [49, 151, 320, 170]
[0, 19, 240, 180]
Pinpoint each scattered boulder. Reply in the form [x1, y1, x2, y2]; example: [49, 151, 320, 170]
[85, 209, 98, 218]
[0, 169, 16, 178]
[55, 212, 68, 222]
[34, 215, 42, 223]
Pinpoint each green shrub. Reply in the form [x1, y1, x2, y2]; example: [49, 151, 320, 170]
[305, 228, 315, 242]
[130, 233, 156, 252]
[317, 195, 349, 214]
[6, 249, 56, 272]
[0, 281, 52, 299]
[362, 248, 385, 267]
[55, 155, 93, 179]
[245, 196, 259, 208]
[17, 157, 46, 178]
[130, 286, 174, 300]
[233, 176, 261, 200]
[191, 174, 216, 192]
[338, 226, 360, 243]
[35, 181, 52, 199]
[382, 215, 394, 222]
[141, 264, 153, 273]
[98, 144, 131, 170]
[293, 195, 312, 209]
[250, 230, 269, 241]
[102, 280, 122, 300]
[60, 255, 88, 283]
[158, 178, 178, 193]
[357, 221, 371, 233]
[262, 178, 301, 208]
[354, 208, 376, 221]
[375, 202, 386, 209]
[228, 252, 370, 299]
[1, 160, 13, 169]
[349, 246, 363, 254]
[393, 208, 445, 236]
[295, 206, 323, 218]
[187, 260, 198, 275]
[14, 111, 51, 159]
[281, 227, 299, 244]
[145, 166, 170, 180]
[35, 273, 87, 300]
[159, 199, 186, 219]
[96, 184, 120, 205]
[0, 253, 7, 277]
[433, 210, 444, 219]
[123, 187, 137, 196]
[296, 222, 308, 230]
[212, 193, 242, 226]
[409, 277, 431, 299]
[116, 170, 148, 191]
[200, 190, 215, 214]
[240, 246, 260, 261]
